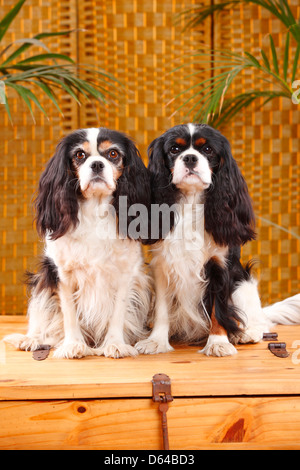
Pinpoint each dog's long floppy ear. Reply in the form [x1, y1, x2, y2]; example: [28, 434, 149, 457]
[204, 138, 256, 247]
[34, 138, 79, 240]
[148, 136, 179, 207]
[147, 137, 180, 242]
[112, 139, 151, 241]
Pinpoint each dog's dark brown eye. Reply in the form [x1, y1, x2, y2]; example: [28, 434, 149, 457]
[202, 145, 213, 155]
[76, 150, 86, 160]
[108, 149, 119, 159]
[170, 146, 180, 155]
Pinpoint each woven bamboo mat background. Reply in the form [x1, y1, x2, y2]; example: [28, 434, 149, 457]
[0, 0, 62, 315]
[0, 0, 299, 314]
[215, 0, 300, 305]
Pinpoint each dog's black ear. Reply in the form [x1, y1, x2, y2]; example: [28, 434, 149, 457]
[205, 138, 256, 247]
[35, 138, 79, 240]
[112, 139, 151, 241]
[147, 137, 179, 241]
[148, 136, 179, 206]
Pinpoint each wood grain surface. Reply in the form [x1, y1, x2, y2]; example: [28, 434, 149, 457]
[1, 397, 300, 449]
[1, 316, 300, 401]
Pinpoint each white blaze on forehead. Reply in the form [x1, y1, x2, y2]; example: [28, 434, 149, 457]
[86, 128, 100, 155]
[187, 123, 196, 137]
[76, 129, 116, 196]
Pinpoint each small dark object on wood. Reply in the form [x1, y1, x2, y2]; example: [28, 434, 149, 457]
[32, 344, 51, 361]
[263, 332, 278, 341]
[268, 342, 289, 358]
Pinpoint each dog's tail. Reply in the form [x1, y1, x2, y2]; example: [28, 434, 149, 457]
[263, 294, 300, 326]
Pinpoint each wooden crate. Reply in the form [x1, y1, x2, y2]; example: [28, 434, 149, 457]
[1, 316, 300, 450]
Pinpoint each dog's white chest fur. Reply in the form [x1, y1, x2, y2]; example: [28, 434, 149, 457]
[151, 203, 228, 341]
[47, 200, 138, 280]
[45, 198, 147, 344]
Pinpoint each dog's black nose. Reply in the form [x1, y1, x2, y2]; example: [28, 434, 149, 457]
[91, 160, 105, 174]
[182, 154, 198, 168]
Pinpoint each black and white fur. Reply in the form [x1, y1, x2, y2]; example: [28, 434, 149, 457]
[4, 128, 151, 359]
[136, 123, 300, 357]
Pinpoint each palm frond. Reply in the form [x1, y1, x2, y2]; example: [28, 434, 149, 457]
[30, 79, 63, 115]
[1, 30, 80, 66]
[0, 0, 26, 42]
[18, 53, 74, 65]
[269, 34, 279, 74]
[172, 0, 299, 128]
[0, 1, 122, 122]
[170, 38, 294, 127]
[292, 44, 300, 83]
[283, 31, 290, 82]
[260, 48, 271, 71]
[209, 90, 288, 127]
[8, 82, 47, 122]
[179, 0, 300, 44]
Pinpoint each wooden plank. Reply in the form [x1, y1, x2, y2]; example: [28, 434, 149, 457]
[0, 397, 300, 450]
[1, 317, 300, 400]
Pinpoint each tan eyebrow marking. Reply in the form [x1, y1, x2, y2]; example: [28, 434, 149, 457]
[99, 140, 113, 151]
[175, 138, 187, 146]
[81, 141, 91, 153]
[195, 137, 206, 146]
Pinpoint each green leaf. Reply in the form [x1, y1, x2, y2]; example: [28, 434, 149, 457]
[289, 23, 300, 45]
[1, 29, 79, 66]
[3, 97, 13, 124]
[1, 38, 51, 66]
[69, 76, 105, 101]
[19, 84, 48, 117]
[244, 51, 261, 68]
[42, 76, 82, 105]
[33, 29, 82, 41]
[178, 1, 240, 31]
[0, 43, 13, 60]
[18, 53, 74, 64]
[7, 82, 47, 122]
[172, 1, 299, 127]
[7, 82, 34, 121]
[260, 49, 270, 70]
[30, 80, 63, 115]
[292, 44, 300, 83]
[0, 0, 27, 43]
[269, 34, 279, 75]
[283, 31, 290, 82]
[179, 0, 299, 39]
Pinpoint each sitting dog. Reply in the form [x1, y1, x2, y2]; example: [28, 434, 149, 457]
[136, 123, 300, 356]
[4, 128, 151, 359]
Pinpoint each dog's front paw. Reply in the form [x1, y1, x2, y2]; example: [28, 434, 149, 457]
[3, 334, 41, 351]
[199, 335, 237, 357]
[135, 337, 174, 355]
[232, 325, 265, 345]
[95, 343, 139, 359]
[53, 341, 93, 359]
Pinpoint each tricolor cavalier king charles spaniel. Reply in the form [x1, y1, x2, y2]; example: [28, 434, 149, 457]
[136, 123, 300, 356]
[5, 128, 151, 359]
[4, 124, 300, 359]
